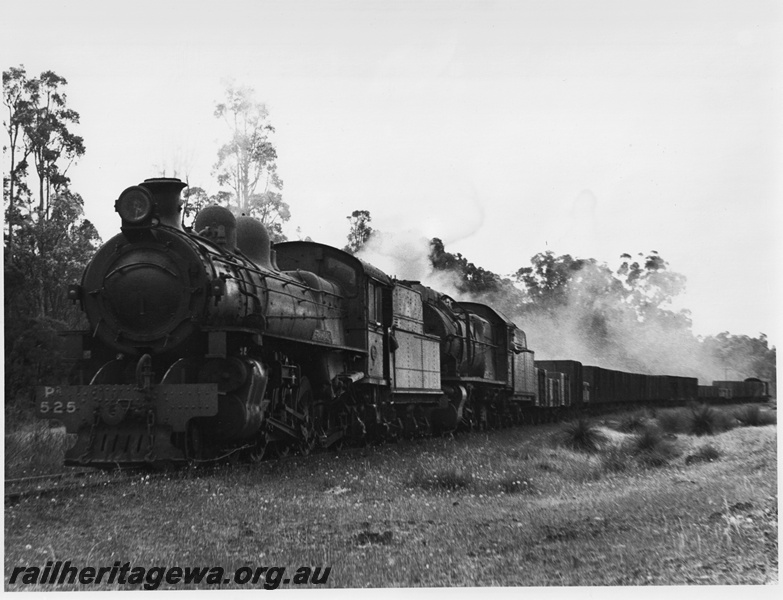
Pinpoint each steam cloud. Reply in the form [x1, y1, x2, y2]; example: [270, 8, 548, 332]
[357, 230, 761, 385]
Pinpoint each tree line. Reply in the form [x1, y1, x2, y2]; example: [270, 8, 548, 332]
[4, 66, 99, 416]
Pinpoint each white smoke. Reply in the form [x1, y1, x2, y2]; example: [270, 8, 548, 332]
[356, 229, 463, 297]
[356, 228, 763, 386]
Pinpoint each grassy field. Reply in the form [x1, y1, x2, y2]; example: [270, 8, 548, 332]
[4, 403, 778, 589]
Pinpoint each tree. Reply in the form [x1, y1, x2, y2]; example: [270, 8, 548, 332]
[213, 83, 289, 240]
[514, 251, 603, 308]
[514, 250, 689, 328]
[617, 251, 687, 323]
[26, 70, 84, 217]
[6, 190, 99, 322]
[4, 67, 85, 253]
[3, 65, 36, 255]
[429, 237, 503, 294]
[700, 332, 776, 391]
[3, 65, 96, 412]
[344, 209, 373, 254]
[247, 190, 290, 244]
[182, 186, 212, 224]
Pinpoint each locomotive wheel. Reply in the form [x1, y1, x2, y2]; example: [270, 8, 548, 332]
[299, 437, 316, 456]
[248, 433, 270, 463]
[275, 441, 292, 458]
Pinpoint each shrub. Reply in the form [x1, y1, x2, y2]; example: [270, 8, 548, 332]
[630, 425, 666, 453]
[4, 317, 69, 414]
[733, 405, 777, 427]
[617, 411, 649, 433]
[627, 425, 679, 468]
[555, 418, 607, 454]
[655, 408, 689, 434]
[687, 403, 734, 436]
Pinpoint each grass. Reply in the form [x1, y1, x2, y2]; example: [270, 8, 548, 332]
[655, 408, 690, 434]
[685, 444, 721, 466]
[553, 417, 607, 453]
[408, 465, 473, 491]
[616, 410, 650, 433]
[653, 402, 767, 437]
[734, 405, 777, 427]
[625, 425, 680, 467]
[5, 422, 75, 479]
[4, 405, 778, 588]
[687, 403, 735, 436]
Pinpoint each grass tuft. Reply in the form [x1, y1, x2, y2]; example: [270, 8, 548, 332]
[626, 425, 679, 468]
[555, 418, 607, 454]
[655, 408, 689, 433]
[733, 405, 776, 427]
[5, 422, 74, 478]
[616, 410, 649, 433]
[687, 403, 734, 436]
[685, 444, 721, 465]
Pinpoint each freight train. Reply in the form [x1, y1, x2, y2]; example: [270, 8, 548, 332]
[34, 178, 770, 466]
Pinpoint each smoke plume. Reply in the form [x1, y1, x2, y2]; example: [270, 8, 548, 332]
[357, 230, 773, 387]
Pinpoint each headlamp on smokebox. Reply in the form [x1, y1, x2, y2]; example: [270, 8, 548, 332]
[115, 186, 154, 226]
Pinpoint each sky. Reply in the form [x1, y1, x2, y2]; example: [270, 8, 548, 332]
[3, 0, 781, 346]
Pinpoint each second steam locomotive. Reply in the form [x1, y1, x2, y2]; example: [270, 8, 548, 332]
[35, 178, 768, 466]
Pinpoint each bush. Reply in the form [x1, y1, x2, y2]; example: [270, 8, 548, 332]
[687, 403, 734, 436]
[733, 405, 777, 427]
[617, 411, 649, 433]
[627, 425, 679, 468]
[630, 425, 666, 453]
[4, 317, 69, 422]
[655, 408, 689, 434]
[555, 418, 607, 454]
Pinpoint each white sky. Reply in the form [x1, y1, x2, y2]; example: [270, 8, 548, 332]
[4, 0, 781, 345]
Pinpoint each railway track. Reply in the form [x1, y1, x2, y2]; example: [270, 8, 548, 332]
[3, 447, 299, 506]
[4, 467, 157, 506]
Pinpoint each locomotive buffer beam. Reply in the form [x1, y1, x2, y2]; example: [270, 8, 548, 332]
[34, 384, 218, 434]
[35, 384, 218, 464]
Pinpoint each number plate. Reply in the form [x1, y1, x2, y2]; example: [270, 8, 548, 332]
[37, 386, 79, 416]
[35, 384, 218, 432]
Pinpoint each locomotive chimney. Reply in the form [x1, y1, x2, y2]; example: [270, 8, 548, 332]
[141, 177, 187, 230]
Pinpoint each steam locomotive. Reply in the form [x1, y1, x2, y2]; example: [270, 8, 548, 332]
[34, 178, 769, 466]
